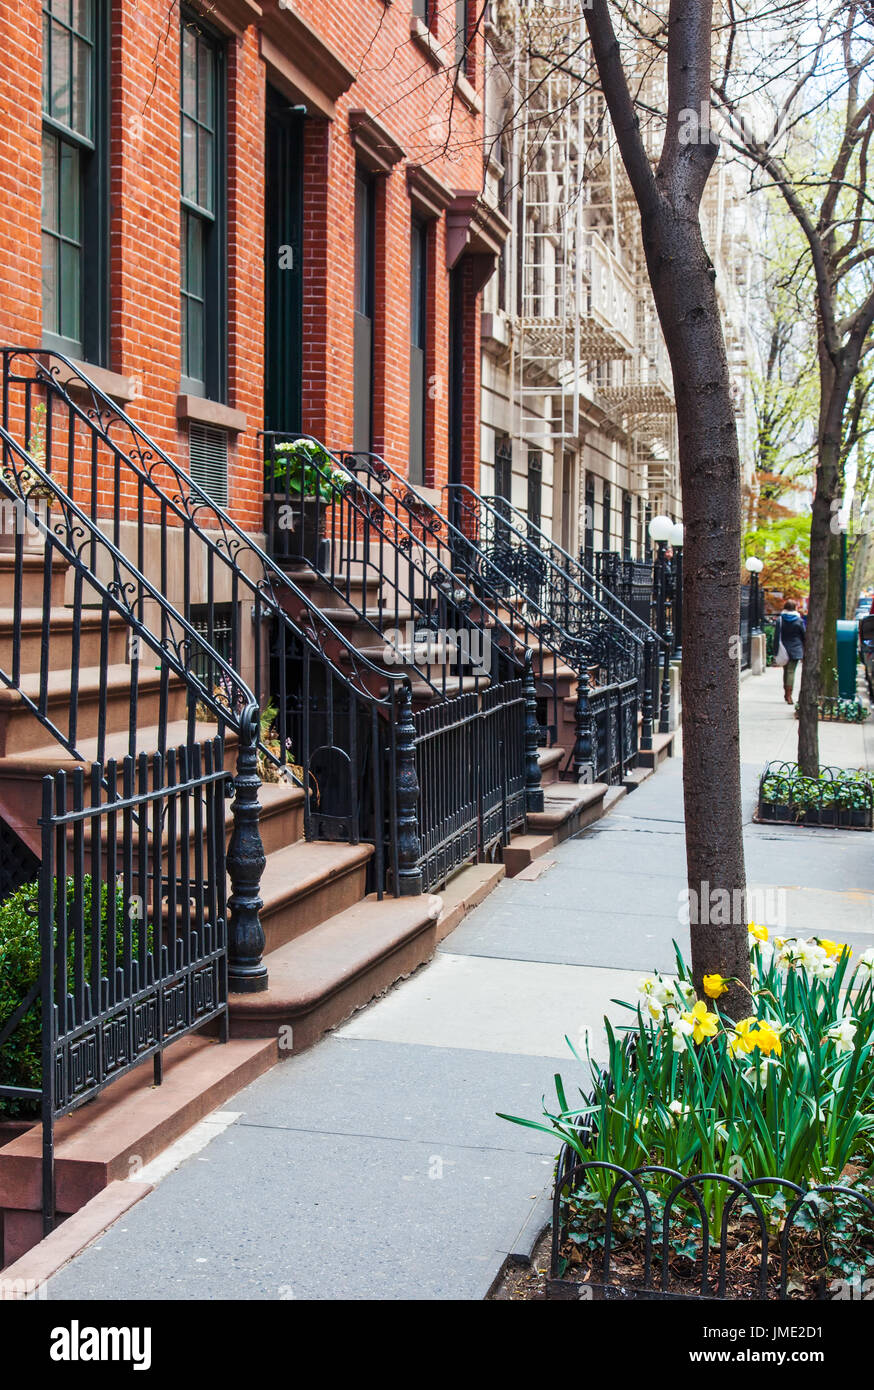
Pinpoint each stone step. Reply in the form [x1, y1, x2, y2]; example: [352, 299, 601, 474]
[228, 891, 442, 1050]
[537, 745, 565, 786]
[258, 838, 374, 955]
[0, 605, 130, 673]
[0, 664, 189, 755]
[0, 551, 68, 608]
[0, 1033, 277, 1266]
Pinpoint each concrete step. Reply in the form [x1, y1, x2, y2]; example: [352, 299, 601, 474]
[259, 838, 374, 955]
[637, 729, 675, 769]
[537, 745, 565, 786]
[228, 891, 442, 1050]
[0, 1033, 277, 1266]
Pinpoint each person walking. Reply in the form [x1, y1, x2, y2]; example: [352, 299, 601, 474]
[775, 600, 806, 704]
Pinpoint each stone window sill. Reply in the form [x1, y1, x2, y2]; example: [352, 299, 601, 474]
[454, 71, 482, 115]
[44, 355, 138, 405]
[176, 394, 247, 433]
[410, 16, 445, 70]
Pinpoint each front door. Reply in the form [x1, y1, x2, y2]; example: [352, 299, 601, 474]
[264, 86, 304, 433]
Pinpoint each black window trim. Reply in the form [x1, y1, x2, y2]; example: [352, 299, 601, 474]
[41, 0, 109, 366]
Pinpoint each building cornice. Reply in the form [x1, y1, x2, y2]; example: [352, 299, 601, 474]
[349, 109, 405, 174]
[406, 164, 455, 221]
[259, 1, 356, 120]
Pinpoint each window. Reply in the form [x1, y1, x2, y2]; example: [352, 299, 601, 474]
[584, 474, 595, 561]
[602, 481, 611, 551]
[527, 450, 542, 532]
[622, 490, 632, 560]
[409, 219, 428, 484]
[412, 0, 430, 20]
[41, 0, 108, 362]
[353, 167, 376, 454]
[455, 0, 470, 72]
[180, 14, 225, 399]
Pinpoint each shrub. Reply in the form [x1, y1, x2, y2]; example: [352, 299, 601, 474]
[265, 440, 347, 500]
[0, 876, 127, 1117]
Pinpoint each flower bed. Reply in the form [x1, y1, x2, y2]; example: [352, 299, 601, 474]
[756, 761, 873, 829]
[794, 697, 869, 724]
[501, 931, 874, 1300]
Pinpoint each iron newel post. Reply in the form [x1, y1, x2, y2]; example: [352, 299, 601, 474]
[395, 680, 424, 895]
[227, 703, 268, 992]
[523, 650, 545, 812]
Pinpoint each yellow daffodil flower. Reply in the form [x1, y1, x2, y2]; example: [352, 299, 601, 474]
[728, 1017, 760, 1057]
[703, 973, 729, 999]
[752, 1020, 782, 1057]
[682, 1000, 719, 1045]
[817, 937, 851, 961]
[748, 922, 769, 943]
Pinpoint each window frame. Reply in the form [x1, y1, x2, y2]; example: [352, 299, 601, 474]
[455, 0, 470, 73]
[179, 9, 227, 401]
[41, 0, 109, 364]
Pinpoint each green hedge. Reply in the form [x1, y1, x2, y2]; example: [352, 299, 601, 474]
[0, 876, 127, 1117]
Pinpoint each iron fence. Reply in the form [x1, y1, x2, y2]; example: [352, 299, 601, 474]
[572, 677, 639, 785]
[0, 738, 228, 1234]
[756, 760, 874, 829]
[549, 1153, 874, 1300]
[413, 677, 527, 892]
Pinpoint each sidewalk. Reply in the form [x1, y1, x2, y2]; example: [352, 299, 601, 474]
[44, 668, 874, 1300]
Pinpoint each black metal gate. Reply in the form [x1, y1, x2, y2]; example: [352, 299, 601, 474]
[0, 738, 228, 1234]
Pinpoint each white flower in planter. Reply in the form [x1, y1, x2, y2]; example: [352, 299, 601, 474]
[671, 1016, 694, 1053]
[825, 1016, 857, 1054]
[743, 1056, 780, 1088]
[857, 947, 874, 975]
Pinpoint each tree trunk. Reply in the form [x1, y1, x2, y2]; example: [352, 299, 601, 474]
[798, 352, 849, 775]
[644, 205, 750, 1018]
[584, 0, 750, 1016]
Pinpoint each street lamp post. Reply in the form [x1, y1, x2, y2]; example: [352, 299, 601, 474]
[669, 521, 684, 661]
[649, 514, 673, 734]
[745, 556, 764, 632]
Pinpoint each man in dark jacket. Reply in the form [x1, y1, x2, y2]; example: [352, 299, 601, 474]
[775, 600, 806, 704]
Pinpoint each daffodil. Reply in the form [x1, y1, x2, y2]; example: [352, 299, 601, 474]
[703, 973, 729, 999]
[743, 1057, 780, 1089]
[728, 1016, 760, 1057]
[752, 1019, 782, 1057]
[825, 1017, 857, 1054]
[748, 922, 769, 944]
[682, 1000, 719, 1045]
[857, 947, 874, 975]
[671, 1016, 694, 1054]
[817, 937, 851, 961]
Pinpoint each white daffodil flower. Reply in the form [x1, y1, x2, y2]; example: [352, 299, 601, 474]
[825, 1017, 857, 1054]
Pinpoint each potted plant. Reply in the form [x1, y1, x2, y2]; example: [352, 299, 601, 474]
[263, 439, 348, 567]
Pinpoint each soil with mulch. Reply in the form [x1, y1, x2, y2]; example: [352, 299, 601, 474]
[490, 1218, 869, 1300]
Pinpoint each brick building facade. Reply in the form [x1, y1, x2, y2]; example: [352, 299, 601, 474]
[0, 0, 501, 558]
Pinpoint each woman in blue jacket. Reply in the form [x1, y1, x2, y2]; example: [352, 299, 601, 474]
[775, 601, 806, 704]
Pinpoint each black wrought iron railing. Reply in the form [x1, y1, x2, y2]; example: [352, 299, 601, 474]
[0, 351, 540, 920]
[411, 655, 539, 892]
[263, 435, 583, 756]
[328, 451, 660, 768]
[0, 738, 228, 1235]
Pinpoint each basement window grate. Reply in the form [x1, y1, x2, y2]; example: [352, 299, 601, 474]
[189, 423, 229, 507]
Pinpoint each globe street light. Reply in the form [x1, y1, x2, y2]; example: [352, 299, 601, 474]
[648, 515, 673, 732]
[669, 522, 684, 660]
[745, 555, 764, 634]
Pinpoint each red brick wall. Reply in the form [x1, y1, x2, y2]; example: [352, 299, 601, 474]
[0, 0, 488, 526]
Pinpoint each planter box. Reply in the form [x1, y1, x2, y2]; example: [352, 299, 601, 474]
[263, 492, 327, 568]
[755, 760, 873, 831]
[548, 1150, 874, 1301]
[757, 800, 872, 830]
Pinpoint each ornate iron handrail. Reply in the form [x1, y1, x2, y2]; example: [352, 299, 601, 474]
[0, 349, 431, 982]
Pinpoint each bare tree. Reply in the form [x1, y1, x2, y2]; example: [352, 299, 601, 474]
[584, 0, 750, 1014]
[709, 1, 874, 775]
